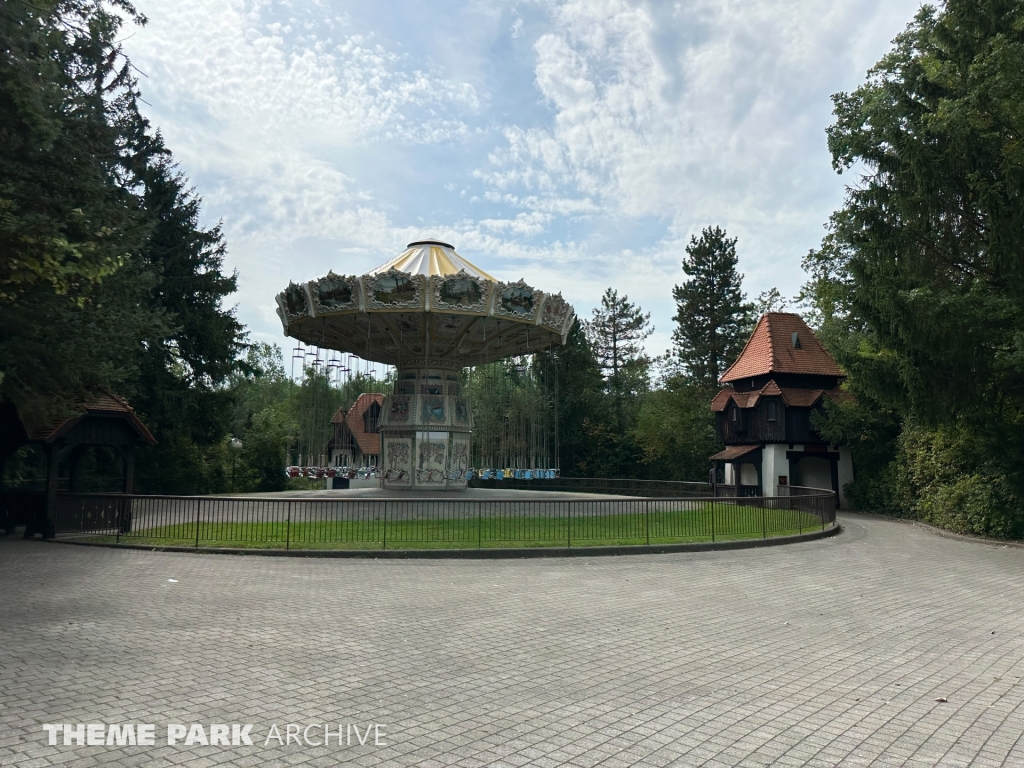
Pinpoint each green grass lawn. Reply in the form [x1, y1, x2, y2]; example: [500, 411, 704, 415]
[82, 504, 827, 550]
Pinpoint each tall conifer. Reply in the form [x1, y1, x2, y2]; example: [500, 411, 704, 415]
[671, 227, 752, 388]
[586, 288, 652, 434]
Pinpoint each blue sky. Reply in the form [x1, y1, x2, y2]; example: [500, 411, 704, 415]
[127, 0, 923, 357]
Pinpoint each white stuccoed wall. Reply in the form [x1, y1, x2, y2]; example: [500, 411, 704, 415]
[761, 444, 790, 497]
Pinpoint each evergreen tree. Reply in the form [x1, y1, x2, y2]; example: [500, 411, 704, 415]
[130, 150, 247, 488]
[0, 1, 247, 493]
[0, 0, 150, 304]
[586, 288, 652, 430]
[808, 0, 1024, 536]
[825, 0, 1024, 421]
[543, 319, 605, 476]
[582, 290, 651, 477]
[671, 226, 752, 388]
[754, 287, 788, 315]
[0, 0, 158, 411]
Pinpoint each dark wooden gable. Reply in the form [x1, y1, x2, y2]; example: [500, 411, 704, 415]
[713, 385, 838, 446]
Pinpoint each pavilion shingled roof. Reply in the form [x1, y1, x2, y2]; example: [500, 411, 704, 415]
[720, 313, 844, 383]
[21, 391, 156, 445]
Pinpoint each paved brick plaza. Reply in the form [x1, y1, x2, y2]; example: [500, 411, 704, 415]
[1, 514, 1022, 767]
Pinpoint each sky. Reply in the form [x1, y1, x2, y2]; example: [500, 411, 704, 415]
[126, 0, 923, 359]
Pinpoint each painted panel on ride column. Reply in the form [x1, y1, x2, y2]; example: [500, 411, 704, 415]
[416, 439, 447, 485]
[431, 271, 492, 315]
[492, 279, 542, 323]
[276, 282, 310, 326]
[383, 438, 412, 485]
[538, 292, 572, 331]
[421, 396, 447, 426]
[449, 433, 470, 485]
[364, 269, 424, 310]
[385, 395, 412, 425]
[452, 397, 472, 428]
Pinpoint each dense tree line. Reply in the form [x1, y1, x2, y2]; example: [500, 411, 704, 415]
[1, 0, 245, 492]
[801, 0, 1024, 538]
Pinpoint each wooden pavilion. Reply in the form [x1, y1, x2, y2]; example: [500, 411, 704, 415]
[709, 313, 853, 507]
[0, 392, 156, 537]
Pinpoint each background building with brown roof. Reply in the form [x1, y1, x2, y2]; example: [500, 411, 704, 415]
[327, 393, 384, 468]
[709, 313, 853, 507]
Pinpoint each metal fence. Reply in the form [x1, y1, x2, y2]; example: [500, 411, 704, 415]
[469, 477, 712, 497]
[52, 487, 836, 550]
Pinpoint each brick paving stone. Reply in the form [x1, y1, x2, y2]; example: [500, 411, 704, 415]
[2, 513, 1024, 766]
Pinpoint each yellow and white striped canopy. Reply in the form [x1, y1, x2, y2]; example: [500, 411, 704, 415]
[369, 240, 495, 281]
[277, 239, 574, 365]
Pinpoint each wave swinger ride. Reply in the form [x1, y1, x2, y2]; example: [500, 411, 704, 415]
[276, 240, 575, 490]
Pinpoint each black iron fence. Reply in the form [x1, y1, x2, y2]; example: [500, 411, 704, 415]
[51, 487, 836, 550]
[469, 476, 711, 497]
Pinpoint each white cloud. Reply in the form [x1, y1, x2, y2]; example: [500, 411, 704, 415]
[136, 1, 478, 148]
[470, 0, 921, 348]
[482, 0, 920, 226]
[127, 0, 922, 357]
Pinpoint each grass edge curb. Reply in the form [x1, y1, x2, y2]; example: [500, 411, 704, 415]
[43, 523, 841, 559]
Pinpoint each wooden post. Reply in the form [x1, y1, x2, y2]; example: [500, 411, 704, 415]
[121, 445, 136, 537]
[42, 443, 61, 539]
[123, 445, 136, 495]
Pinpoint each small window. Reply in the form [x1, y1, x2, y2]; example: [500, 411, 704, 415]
[791, 331, 802, 349]
[730, 406, 739, 423]
[364, 402, 382, 433]
[767, 401, 778, 421]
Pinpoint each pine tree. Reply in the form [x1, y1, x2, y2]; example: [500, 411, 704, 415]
[127, 151, 248, 490]
[671, 226, 752, 388]
[588, 289, 653, 382]
[586, 288, 652, 434]
[754, 287, 788, 315]
[0, 0, 151, 305]
[0, 1, 248, 493]
[824, 0, 1024, 420]
[131, 151, 246, 446]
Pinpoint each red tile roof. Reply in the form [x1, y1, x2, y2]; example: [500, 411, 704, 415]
[22, 391, 156, 445]
[332, 393, 385, 457]
[711, 389, 760, 411]
[711, 380, 845, 412]
[720, 313, 844, 383]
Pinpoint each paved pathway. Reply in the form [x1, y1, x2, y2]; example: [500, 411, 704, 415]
[1, 514, 1022, 767]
